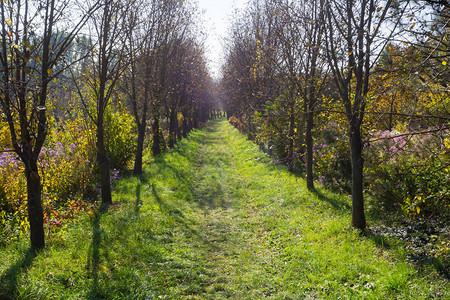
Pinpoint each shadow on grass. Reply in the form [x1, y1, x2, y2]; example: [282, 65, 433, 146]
[134, 175, 149, 216]
[364, 224, 450, 280]
[312, 188, 351, 212]
[0, 247, 37, 299]
[151, 183, 185, 221]
[87, 205, 109, 300]
[153, 155, 195, 195]
[135, 182, 142, 216]
[192, 176, 228, 211]
[363, 230, 392, 250]
[150, 183, 202, 242]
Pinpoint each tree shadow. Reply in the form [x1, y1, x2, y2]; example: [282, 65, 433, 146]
[363, 230, 392, 250]
[0, 246, 37, 299]
[150, 183, 203, 242]
[192, 175, 229, 211]
[135, 182, 142, 216]
[363, 226, 450, 280]
[87, 205, 109, 299]
[312, 188, 351, 212]
[134, 175, 149, 216]
[151, 183, 185, 221]
[153, 155, 195, 195]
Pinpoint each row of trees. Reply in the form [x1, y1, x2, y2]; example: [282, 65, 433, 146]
[221, 0, 449, 230]
[0, 0, 217, 249]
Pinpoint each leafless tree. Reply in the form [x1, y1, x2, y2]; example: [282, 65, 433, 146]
[323, 0, 407, 230]
[0, 0, 98, 248]
[75, 0, 131, 204]
[272, 0, 328, 187]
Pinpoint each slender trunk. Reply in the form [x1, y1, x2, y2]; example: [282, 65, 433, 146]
[349, 123, 366, 230]
[168, 110, 177, 149]
[176, 122, 182, 141]
[288, 100, 295, 171]
[25, 158, 45, 249]
[298, 96, 307, 172]
[96, 1, 112, 205]
[194, 115, 199, 129]
[133, 123, 145, 175]
[97, 120, 112, 205]
[182, 118, 188, 138]
[247, 113, 254, 141]
[152, 116, 161, 156]
[305, 106, 314, 190]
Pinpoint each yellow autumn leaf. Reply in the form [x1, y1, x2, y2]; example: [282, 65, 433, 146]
[35, 55, 40, 62]
[47, 69, 52, 75]
[443, 61, 447, 66]
[5, 18, 12, 26]
[444, 138, 450, 148]
[416, 207, 420, 214]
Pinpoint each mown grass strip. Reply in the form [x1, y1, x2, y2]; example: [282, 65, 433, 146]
[0, 118, 448, 299]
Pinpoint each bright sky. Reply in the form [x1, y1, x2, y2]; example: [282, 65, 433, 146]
[196, 0, 248, 80]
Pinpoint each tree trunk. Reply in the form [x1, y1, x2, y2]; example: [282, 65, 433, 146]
[247, 113, 254, 141]
[176, 122, 182, 141]
[194, 115, 199, 129]
[25, 159, 45, 249]
[97, 122, 112, 205]
[182, 118, 188, 138]
[305, 107, 314, 190]
[152, 116, 162, 156]
[134, 122, 146, 175]
[349, 123, 366, 230]
[188, 118, 193, 132]
[168, 110, 177, 149]
[288, 101, 295, 171]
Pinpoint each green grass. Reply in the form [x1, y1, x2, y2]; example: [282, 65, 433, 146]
[1, 118, 448, 299]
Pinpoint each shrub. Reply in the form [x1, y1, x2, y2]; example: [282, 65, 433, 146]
[228, 115, 246, 132]
[105, 109, 137, 170]
[365, 129, 450, 220]
[0, 115, 98, 241]
[314, 127, 352, 194]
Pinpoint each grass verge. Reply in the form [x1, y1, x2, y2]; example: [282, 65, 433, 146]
[0, 118, 448, 299]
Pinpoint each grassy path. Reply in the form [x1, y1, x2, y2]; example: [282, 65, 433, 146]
[1, 119, 448, 299]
